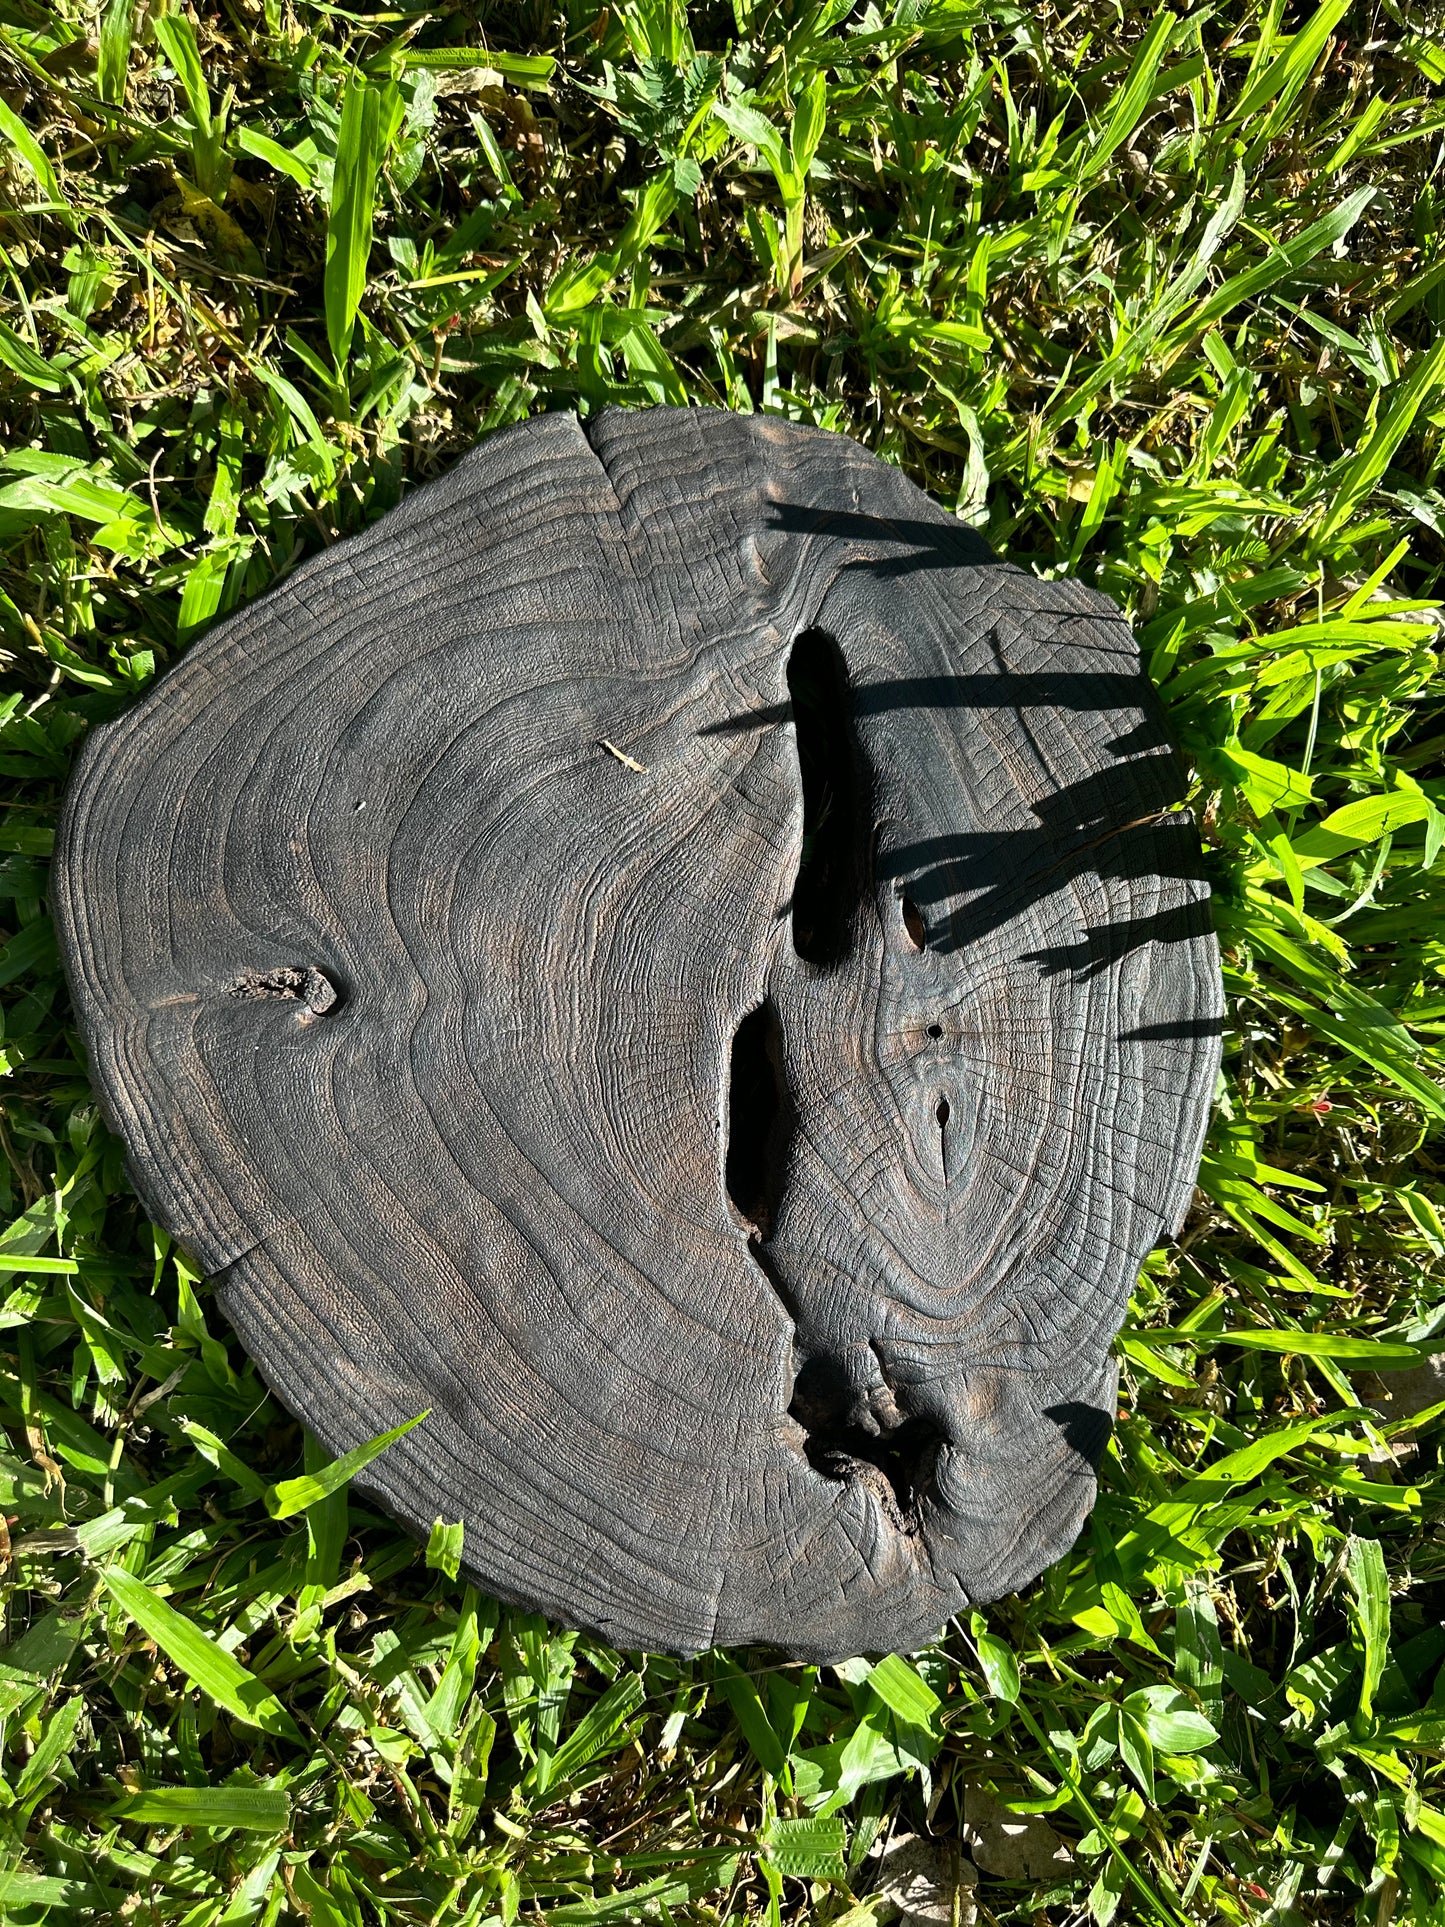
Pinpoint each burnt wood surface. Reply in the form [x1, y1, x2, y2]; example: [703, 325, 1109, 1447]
[54, 407, 1222, 1658]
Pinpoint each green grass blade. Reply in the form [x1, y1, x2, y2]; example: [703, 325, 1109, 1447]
[325, 76, 385, 370]
[1347, 1538, 1391, 1723]
[99, 1567, 302, 1742]
[547, 1874, 694, 1923]
[532, 1672, 645, 1795]
[1292, 787, 1433, 863]
[0, 98, 72, 228]
[264, 1409, 427, 1519]
[1076, 10, 1177, 182]
[1314, 336, 1445, 548]
[236, 126, 315, 189]
[1230, 0, 1350, 124]
[96, 0, 136, 109]
[390, 48, 557, 87]
[0, 1871, 93, 1909]
[249, 363, 336, 482]
[175, 1417, 269, 1501]
[1126, 1327, 1432, 1362]
[106, 1784, 291, 1831]
[15, 1694, 83, 1797]
[426, 1515, 465, 1580]
[714, 1670, 786, 1776]
[968, 1613, 1021, 1702]
[1166, 185, 1374, 345]
[865, 1653, 943, 1730]
[758, 1816, 847, 1879]
[0, 318, 66, 391]
[151, 12, 212, 137]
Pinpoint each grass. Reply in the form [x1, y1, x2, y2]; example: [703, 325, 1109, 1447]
[0, 0, 1444, 1921]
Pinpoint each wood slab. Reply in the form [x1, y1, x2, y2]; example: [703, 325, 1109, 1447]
[54, 407, 1221, 1658]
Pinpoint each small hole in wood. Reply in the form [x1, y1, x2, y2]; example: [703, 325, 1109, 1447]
[901, 896, 926, 951]
[936, 1097, 951, 1128]
[927, 1023, 943, 1040]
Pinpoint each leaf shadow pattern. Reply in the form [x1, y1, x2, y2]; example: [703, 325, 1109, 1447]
[1020, 897, 1217, 981]
[1044, 1400, 1115, 1464]
[700, 672, 1171, 759]
[763, 499, 1004, 578]
[877, 755, 1210, 970]
[698, 503, 1217, 991]
[1122, 1015, 1227, 1042]
[705, 668, 1211, 976]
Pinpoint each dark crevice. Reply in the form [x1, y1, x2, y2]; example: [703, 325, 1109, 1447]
[788, 1355, 940, 1530]
[228, 966, 339, 1016]
[745, 1232, 800, 1324]
[725, 1000, 789, 1240]
[788, 629, 869, 967]
[900, 895, 927, 951]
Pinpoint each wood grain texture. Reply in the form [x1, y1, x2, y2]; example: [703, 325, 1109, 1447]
[53, 407, 1222, 1658]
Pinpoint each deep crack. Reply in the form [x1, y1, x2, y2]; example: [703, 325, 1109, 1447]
[788, 629, 870, 966]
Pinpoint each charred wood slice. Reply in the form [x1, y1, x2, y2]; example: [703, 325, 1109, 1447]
[53, 408, 1222, 1658]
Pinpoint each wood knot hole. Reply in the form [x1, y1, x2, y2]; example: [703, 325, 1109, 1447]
[789, 1355, 940, 1530]
[227, 966, 339, 1018]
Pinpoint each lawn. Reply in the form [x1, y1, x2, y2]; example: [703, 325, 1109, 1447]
[2, 0, 1444, 1922]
